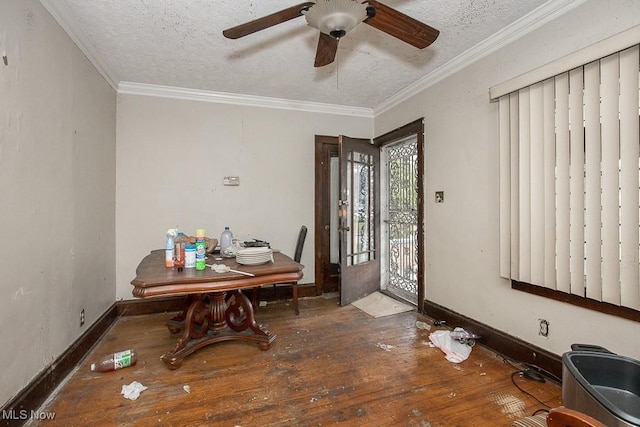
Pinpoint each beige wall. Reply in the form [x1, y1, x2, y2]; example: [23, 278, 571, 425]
[4, 0, 640, 411]
[376, 0, 640, 359]
[115, 94, 373, 300]
[0, 0, 116, 407]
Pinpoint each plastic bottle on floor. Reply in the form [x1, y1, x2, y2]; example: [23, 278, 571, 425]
[90, 349, 138, 372]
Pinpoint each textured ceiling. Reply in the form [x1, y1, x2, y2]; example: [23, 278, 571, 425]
[42, 0, 551, 109]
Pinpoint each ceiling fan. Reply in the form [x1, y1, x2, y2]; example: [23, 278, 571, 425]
[223, 0, 439, 67]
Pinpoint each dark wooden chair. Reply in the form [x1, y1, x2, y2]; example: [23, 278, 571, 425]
[252, 225, 307, 315]
[546, 407, 607, 427]
[511, 406, 607, 427]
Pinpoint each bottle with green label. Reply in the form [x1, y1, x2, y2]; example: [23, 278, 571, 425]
[90, 349, 138, 372]
[195, 228, 207, 271]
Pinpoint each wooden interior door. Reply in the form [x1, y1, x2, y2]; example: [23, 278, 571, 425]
[338, 135, 381, 305]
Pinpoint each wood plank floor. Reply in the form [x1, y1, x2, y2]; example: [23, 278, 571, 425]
[34, 295, 561, 426]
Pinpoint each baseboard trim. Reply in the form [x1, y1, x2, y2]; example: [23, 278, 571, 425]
[422, 299, 562, 381]
[2, 286, 316, 426]
[1, 303, 119, 427]
[1, 296, 184, 426]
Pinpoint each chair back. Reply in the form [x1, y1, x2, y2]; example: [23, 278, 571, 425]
[294, 226, 307, 263]
[546, 407, 607, 427]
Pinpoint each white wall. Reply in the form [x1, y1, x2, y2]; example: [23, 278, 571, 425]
[376, 0, 640, 359]
[0, 0, 116, 407]
[115, 94, 373, 300]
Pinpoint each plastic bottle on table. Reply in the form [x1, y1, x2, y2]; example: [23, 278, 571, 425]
[195, 228, 206, 271]
[220, 226, 234, 254]
[174, 231, 186, 271]
[90, 349, 138, 372]
[185, 244, 196, 269]
[165, 230, 175, 267]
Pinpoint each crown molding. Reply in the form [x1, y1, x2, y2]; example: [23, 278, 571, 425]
[39, 0, 118, 91]
[42, 0, 585, 118]
[373, 0, 587, 116]
[117, 82, 374, 117]
[40, 0, 370, 116]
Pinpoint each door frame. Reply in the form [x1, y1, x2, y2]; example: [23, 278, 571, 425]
[374, 119, 425, 310]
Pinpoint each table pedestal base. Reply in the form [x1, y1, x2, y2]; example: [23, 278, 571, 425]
[161, 290, 276, 369]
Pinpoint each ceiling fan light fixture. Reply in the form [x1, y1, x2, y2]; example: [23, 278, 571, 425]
[302, 0, 368, 38]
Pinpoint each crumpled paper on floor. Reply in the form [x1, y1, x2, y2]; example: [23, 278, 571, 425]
[429, 328, 473, 363]
[121, 381, 148, 400]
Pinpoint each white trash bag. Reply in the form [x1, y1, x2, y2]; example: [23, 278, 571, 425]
[429, 327, 476, 363]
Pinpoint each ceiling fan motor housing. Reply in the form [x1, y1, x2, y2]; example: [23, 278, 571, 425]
[223, 0, 440, 67]
[303, 0, 368, 37]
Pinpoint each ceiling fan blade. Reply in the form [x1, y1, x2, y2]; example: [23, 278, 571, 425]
[363, 0, 439, 49]
[314, 33, 339, 67]
[223, 2, 315, 39]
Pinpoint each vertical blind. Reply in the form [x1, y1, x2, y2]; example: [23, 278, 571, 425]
[498, 44, 640, 311]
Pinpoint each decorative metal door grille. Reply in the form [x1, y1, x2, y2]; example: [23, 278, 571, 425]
[386, 139, 418, 304]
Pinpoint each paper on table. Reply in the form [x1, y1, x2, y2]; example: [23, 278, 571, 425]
[207, 263, 255, 277]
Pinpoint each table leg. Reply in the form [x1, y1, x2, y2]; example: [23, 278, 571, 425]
[161, 290, 276, 369]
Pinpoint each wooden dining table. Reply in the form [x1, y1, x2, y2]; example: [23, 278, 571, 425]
[131, 249, 304, 369]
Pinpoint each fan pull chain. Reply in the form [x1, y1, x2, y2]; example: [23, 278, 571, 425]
[336, 39, 340, 90]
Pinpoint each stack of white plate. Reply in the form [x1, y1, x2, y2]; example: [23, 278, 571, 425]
[236, 247, 273, 265]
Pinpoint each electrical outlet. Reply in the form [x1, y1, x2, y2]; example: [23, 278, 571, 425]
[80, 309, 85, 327]
[538, 319, 549, 337]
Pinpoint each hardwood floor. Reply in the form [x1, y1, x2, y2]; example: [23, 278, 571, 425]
[34, 295, 561, 426]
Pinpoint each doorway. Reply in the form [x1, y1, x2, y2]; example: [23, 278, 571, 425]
[375, 119, 425, 308]
[314, 120, 424, 309]
[314, 136, 341, 295]
[314, 135, 380, 305]
[380, 135, 419, 304]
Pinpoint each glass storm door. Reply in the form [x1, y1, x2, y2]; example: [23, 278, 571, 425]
[338, 135, 381, 305]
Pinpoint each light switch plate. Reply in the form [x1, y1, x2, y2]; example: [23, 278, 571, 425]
[223, 176, 240, 186]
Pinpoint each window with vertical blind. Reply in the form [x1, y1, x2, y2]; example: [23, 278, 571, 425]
[491, 25, 640, 317]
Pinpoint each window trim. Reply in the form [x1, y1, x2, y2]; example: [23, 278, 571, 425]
[512, 280, 640, 323]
